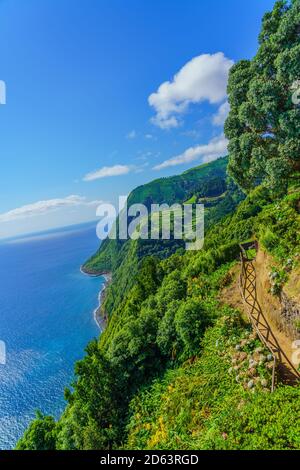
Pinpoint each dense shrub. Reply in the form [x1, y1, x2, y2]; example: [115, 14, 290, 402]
[16, 413, 57, 450]
[125, 314, 300, 450]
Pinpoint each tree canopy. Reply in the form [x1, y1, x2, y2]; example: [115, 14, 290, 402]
[225, 0, 300, 194]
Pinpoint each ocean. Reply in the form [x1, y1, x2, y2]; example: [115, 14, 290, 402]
[0, 223, 104, 449]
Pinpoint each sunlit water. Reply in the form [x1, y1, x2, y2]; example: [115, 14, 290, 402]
[0, 223, 103, 449]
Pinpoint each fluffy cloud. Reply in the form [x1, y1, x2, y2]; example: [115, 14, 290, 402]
[153, 134, 228, 170]
[0, 195, 102, 223]
[213, 101, 230, 126]
[83, 165, 131, 181]
[126, 130, 137, 139]
[148, 52, 233, 129]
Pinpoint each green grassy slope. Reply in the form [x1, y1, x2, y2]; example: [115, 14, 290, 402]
[125, 314, 300, 450]
[83, 157, 244, 316]
[103, 183, 300, 451]
[82, 157, 241, 275]
[16, 175, 300, 451]
[127, 157, 229, 208]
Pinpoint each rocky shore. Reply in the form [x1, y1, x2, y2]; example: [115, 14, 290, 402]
[93, 273, 112, 330]
[80, 265, 112, 330]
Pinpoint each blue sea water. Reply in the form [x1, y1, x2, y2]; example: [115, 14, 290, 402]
[0, 223, 104, 449]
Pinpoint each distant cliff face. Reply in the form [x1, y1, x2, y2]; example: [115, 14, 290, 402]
[82, 156, 244, 277]
[81, 156, 246, 318]
[127, 156, 229, 209]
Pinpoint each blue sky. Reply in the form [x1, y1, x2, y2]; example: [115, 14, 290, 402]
[0, 0, 275, 238]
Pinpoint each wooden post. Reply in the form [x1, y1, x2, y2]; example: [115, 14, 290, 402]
[271, 356, 276, 393]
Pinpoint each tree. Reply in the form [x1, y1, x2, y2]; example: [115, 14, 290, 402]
[56, 340, 124, 450]
[16, 412, 57, 450]
[157, 300, 182, 358]
[175, 299, 211, 357]
[225, 0, 300, 195]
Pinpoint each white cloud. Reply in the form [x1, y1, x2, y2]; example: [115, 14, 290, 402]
[213, 101, 230, 126]
[0, 195, 102, 223]
[181, 129, 201, 139]
[145, 134, 153, 139]
[153, 134, 228, 170]
[126, 130, 137, 139]
[83, 164, 131, 181]
[148, 52, 233, 129]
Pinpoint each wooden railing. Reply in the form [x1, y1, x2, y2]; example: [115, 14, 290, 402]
[239, 242, 300, 391]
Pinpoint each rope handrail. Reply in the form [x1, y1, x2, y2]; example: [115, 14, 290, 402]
[239, 242, 300, 391]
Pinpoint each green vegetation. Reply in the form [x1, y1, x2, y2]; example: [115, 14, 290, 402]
[83, 157, 242, 275]
[225, 0, 300, 195]
[127, 157, 229, 209]
[16, 412, 56, 451]
[126, 316, 300, 450]
[83, 156, 244, 317]
[17, 176, 300, 450]
[17, 0, 300, 451]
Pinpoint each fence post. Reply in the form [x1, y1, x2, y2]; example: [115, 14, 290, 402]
[271, 356, 276, 393]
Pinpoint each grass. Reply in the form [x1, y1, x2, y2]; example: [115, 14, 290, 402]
[125, 312, 300, 450]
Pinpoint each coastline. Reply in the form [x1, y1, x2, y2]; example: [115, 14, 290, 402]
[80, 266, 112, 330]
[93, 273, 112, 330]
[80, 266, 110, 278]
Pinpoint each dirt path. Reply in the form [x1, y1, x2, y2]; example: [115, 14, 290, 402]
[219, 264, 245, 312]
[254, 249, 295, 368]
[220, 250, 299, 384]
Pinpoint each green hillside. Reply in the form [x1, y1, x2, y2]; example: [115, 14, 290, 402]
[16, 0, 300, 452]
[83, 157, 235, 275]
[127, 157, 229, 208]
[82, 156, 244, 316]
[17, 172, 300, 451]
